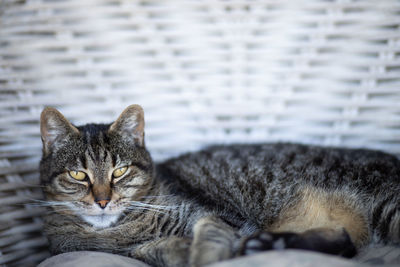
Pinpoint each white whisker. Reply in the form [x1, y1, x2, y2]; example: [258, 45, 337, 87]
[125, 206, 168, 215]
[26, 199, 76, 207]
[127, 200, 178, 210]
[139, 194, 174, 199]
[43, 209, 74, 214]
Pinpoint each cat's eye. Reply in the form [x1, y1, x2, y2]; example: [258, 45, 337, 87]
[69, 171, 87, 180]
[113, 166, 128, 178]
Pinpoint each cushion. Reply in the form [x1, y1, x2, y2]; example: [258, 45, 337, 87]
[38, 251, 149, 267]
[38, 245, 400, 267]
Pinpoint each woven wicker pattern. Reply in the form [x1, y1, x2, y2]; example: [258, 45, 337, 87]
[1, 0, 400, 266]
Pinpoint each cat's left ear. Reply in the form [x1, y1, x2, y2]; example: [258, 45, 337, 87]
[109, 104, 145, 146]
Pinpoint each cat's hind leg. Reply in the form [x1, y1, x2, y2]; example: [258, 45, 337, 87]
[242, 186, 369, 258]
[271, 186, 369, 247]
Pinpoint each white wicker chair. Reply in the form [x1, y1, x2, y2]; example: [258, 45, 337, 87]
[1, 0, 400, 266]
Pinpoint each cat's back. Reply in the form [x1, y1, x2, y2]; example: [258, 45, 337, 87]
[158, 143, 400, 227]
[160, 143, 400, 190]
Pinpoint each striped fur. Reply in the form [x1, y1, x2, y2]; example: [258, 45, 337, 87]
[40, 106, 400, 267]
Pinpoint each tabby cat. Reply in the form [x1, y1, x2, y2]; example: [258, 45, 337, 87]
[40, 105, 400, 267]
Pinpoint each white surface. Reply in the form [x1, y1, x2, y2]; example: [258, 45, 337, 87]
[1, 0, 400, 163]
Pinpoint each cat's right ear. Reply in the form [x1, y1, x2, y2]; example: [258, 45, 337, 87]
[40, 107, 79, 155]
[108, 104, 145, 146]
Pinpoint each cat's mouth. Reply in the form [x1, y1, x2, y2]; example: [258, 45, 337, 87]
[81, 213, 121, 228]
[72, 201, 125, 228]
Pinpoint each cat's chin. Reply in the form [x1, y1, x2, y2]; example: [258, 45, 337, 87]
[81, 214, 121, 228]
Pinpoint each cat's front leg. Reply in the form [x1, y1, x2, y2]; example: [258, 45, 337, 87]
[130, 236, 192, 267]
[189, 216, 242, 267]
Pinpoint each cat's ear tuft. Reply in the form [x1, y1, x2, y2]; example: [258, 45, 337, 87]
[109, 105, 145, 146]
[40, 107, 79, 154]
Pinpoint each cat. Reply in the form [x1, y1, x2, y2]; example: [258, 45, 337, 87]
[39, 104, 400, 267]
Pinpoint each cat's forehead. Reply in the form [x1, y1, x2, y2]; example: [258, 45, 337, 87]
[71, 123, 126, 169]
[77, 123, 110, 137]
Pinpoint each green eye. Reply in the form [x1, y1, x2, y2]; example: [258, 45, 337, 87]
[69, 171, 87, 180]
[113, 166, 128, 178]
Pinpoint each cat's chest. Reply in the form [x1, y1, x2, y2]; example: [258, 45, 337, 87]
[83, 209, 189, 241]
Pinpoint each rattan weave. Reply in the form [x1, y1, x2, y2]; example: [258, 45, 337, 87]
[1, 0, 400, 266]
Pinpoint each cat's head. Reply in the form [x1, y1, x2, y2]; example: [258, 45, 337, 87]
[39, 104, 154, 228]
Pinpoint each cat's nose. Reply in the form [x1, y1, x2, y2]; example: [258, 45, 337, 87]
[96, 199, 110, 209]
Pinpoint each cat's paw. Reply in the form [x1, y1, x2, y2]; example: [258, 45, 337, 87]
[241, 232, 296, 255]
[241, 229, 357, 258]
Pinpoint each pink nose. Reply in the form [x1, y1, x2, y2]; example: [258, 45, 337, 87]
[96, 199, 110, 209]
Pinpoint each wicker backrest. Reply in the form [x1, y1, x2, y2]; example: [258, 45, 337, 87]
[1, 0, 400, 266]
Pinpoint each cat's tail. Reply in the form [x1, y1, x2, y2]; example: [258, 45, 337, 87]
[371, 192, 400, 244]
